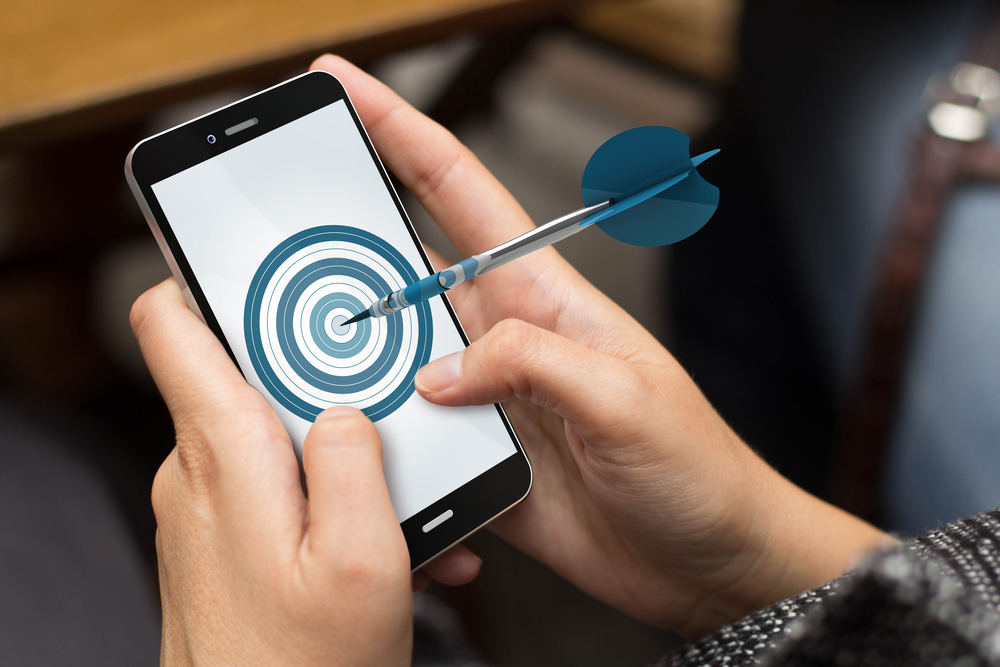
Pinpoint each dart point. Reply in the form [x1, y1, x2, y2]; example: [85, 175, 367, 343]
[345, 310, 371, 325]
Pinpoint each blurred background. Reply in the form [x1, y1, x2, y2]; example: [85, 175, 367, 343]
[3, 0, 1000, 664]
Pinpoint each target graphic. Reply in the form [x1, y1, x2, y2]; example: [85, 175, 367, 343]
[244, 225, 433, 422]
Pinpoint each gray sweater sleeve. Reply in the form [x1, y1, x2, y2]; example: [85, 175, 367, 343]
[660, 510, 1000, 667]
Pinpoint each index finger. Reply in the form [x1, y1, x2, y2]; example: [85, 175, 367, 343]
[310, 55, 535, 258]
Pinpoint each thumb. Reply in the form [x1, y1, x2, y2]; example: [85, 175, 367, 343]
[415, 319, 643, 437]
[302, 407, 408, 572]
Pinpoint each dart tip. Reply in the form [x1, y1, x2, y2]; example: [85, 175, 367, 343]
[345, 311, 371, 325]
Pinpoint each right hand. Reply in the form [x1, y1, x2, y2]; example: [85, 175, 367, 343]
[415, 319, 890, 638]
[312, 55, 891, 640]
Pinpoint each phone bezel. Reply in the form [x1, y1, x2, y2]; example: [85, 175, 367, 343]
[125, 70, 532, 570]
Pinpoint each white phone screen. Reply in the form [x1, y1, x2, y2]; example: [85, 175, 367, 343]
[150, 99, 516, 522]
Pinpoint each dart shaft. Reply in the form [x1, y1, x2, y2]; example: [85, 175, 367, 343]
[475, 199, 612, 272]
[350, 200, 610, 323]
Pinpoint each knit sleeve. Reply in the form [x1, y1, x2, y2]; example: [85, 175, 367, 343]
[658, 509, 1000, 667]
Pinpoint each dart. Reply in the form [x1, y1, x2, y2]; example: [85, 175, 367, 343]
[346, 126, 720, 325]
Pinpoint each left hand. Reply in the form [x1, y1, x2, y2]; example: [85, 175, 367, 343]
[131, 280, 478, 665]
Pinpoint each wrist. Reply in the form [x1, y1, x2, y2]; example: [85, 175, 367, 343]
[676, 450, 894, 638]
[764, 476, 896, 596]
[732, 458, 894, 621]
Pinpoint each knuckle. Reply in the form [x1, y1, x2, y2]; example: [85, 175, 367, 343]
[337, 550, 381, 583]
[410, 145, 468, 202]
[483, 320, 541, 394]
[150, 461, 173, 520]
[151, 443, 216, 531]
[488, 318, 539, 363]
[171, 428, 217, 488]
[334, 543, 409, 588]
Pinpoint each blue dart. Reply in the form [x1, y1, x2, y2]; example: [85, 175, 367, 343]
[346, 126, 719, 324]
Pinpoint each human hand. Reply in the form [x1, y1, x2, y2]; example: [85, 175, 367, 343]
[131, 280, 478, 665]
[309, 56, 892, 639]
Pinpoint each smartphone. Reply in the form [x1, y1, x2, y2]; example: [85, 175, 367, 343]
[124, 71, 531, 568]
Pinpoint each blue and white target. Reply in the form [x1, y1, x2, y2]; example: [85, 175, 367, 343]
[244, 226, 433, 422]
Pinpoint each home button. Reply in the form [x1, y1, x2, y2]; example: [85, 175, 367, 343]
[422, 509, 454, 533]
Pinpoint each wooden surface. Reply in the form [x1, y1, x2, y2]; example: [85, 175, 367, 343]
[577, 0, 741, 85]
[1, 0, 573, 152]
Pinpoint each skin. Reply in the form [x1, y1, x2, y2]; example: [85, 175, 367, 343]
[132, 55, 895, 666]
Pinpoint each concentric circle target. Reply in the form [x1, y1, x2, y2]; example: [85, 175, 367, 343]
[244, 225, 433, 422]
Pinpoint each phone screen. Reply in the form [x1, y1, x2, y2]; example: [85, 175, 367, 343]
[147, 98, 517, 523]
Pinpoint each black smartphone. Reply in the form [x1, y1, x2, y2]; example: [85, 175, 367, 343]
[125, 71, 531, 568]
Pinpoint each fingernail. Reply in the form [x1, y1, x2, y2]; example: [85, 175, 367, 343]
[315, 405, 364, 422]
[415, 350, 463, 393]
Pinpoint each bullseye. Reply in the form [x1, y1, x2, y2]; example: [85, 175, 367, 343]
[329, 314, 351, 337]
[244, 225, 433, 422]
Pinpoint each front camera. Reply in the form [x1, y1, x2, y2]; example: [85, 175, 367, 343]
[207, 134, 217, 144]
